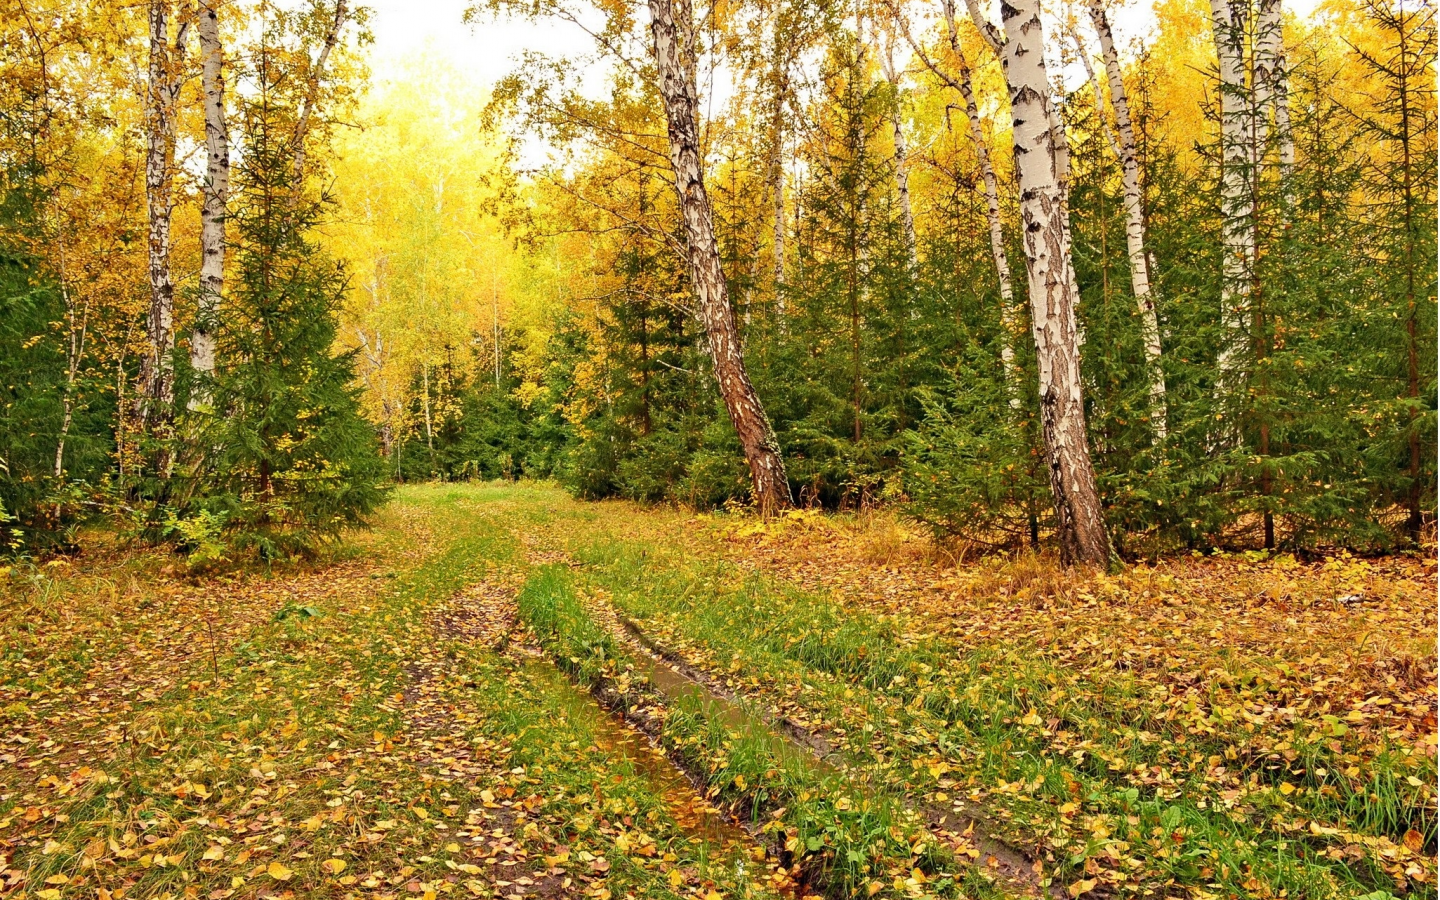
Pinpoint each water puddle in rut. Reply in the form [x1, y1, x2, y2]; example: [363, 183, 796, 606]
[518, 658, 757, 857]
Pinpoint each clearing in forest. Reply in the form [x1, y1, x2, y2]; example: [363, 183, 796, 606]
[1, 483, 1435, 900]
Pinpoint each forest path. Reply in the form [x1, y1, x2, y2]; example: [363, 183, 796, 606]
[460, 483, 1436, 900]
[0, 482, 1433, 900]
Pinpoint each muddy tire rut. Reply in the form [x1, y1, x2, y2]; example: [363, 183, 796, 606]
[568, 580, 1057, 899]
[405, 575, 777, 898]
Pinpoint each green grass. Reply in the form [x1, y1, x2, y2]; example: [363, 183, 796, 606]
[5, 481, 1429, 900]
[563, 537, 1431, 900]
[0, 484, 772, 900]
[514, 563, 1013, 900]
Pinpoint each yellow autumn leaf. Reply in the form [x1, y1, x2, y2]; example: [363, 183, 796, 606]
[1021, 708, 1042, 726]
[1069, 877, 1097, 897]
[203, 845, 224, 861]
[268, 861, 294, 881]
[322, 857, 347, 874]
[668, 868, 685, 887]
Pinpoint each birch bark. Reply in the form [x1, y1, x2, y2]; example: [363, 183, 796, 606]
[999, 0, 1111, 566]
[881, 41, 919, 274]
[1087, 0, 1167, 438]
[767, 20, 789, 295]
[1210, 0, 1252, 400]
[190, 0, 229, 398]
[139, 0, 188, 436]
[292, 0, 348, 192]
[937, 0, 1021, 406]
[648, 0, 793, 512]
[1255, 0, 1293, 197]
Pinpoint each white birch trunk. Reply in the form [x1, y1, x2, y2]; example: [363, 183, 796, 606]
[190, 0, 229, 400]
[139, 0, 186, 432]
[649, 0, 793, 512]
[881, 42, 919, 274]
[939, 0, 1021, 406]
[54, 253, 89, 480]
[292, 0, 348, 192]
[767, 21, 788, 296]
[1210, 0, 1253, 398]
[1255, 0, 1293, 199]
[1088, 0, 1168, 439]
[999, 0, 1111, 566]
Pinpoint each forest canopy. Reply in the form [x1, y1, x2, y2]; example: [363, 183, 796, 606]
[0, 0, 1434, 562]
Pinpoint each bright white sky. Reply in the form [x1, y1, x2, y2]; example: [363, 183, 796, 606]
[360, 0, 1325, 125]
[364, 0, 594, 88]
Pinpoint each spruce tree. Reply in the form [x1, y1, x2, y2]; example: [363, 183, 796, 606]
[184, 81, 388, 559]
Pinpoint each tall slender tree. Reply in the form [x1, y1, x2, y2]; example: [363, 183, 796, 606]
[903, 0, 1023, 407]
[1209, 0, 1253, 408]
[985, 0, 1112, 566]
[648, 0, 793, 512]
[190, 0, 230, 401]
[1086, 0, 1167, 439]
[138, 0, 189, 440]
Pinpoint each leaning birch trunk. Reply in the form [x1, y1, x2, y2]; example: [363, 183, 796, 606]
[292, 0, 348, 194]
[939, 0, 1021, 407]
[139, 0, 184, 435]
[1210, 0, 1253, 406]
[648, 0, 793, 513]
[999, 0, 1111, 567]
[1088, 0, 1167, 439]
[190, 0, 229, 402]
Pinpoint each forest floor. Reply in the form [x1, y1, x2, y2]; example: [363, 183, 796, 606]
[0, 483, 1435, 900]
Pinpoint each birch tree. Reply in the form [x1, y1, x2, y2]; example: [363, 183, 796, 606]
[1085, 0, 1167, 438]
[928, 0, 1023, 405]
[292, 0, 349, 193]
[648, 0, 793, 512]
[983, 0, 1112, 566]
[138, 0, 189, 436]
[190, 0, 230, 399]
[879, 32, 918, 274]
[1254, 0, 1292, 196]
[765, 10, 791, 294]
[1210, 0, 1253, 402]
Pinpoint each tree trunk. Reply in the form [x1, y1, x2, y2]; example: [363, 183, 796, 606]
[1255, 0, 1293, 199]
[648, 0, 792, 512]
[421, 363, 435, 466]
[1088, 0, 1167, 439]
[54, 256, 88, 481]
[999, 0, 1111, 567]
[938, 0, 1021, 407]
[139, 0, 186, 438]
[767, 23, 788, 296]
[1210, 0, 1253, 406]
[292, 0, 348, 193]
[190, 0, 229, 401]
[881, 42, 918, 275]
